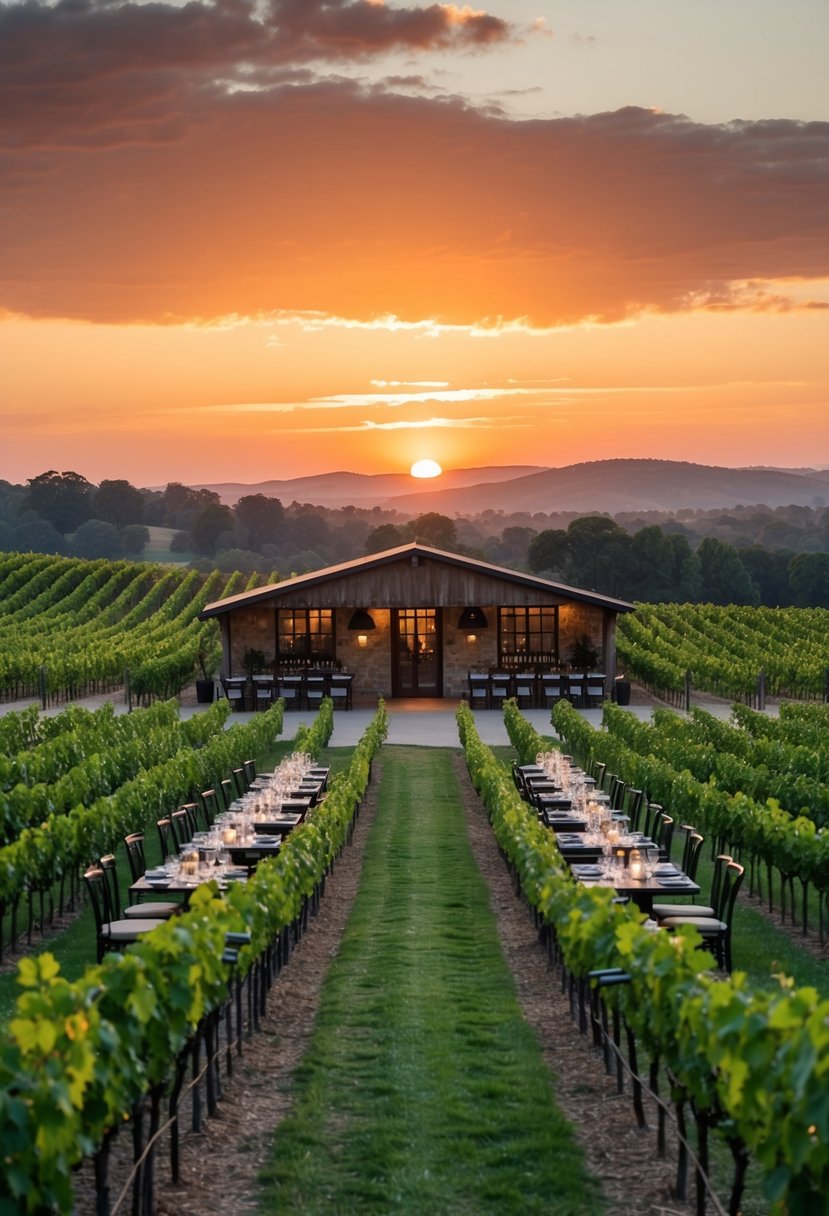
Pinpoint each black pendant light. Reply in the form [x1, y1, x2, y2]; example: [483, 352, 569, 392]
[457, 606, 488, 629]
[347, 609, 376, 631]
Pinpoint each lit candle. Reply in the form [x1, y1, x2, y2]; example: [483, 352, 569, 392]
[629, 848, 644, 880]
[222, 827, 237, 845]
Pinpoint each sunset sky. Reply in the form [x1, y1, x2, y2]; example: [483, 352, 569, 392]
[2, 0, 827, 488]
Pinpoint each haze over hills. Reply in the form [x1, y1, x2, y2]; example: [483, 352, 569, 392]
[196, 461, 829, 517]
[198, 467, 544, 507]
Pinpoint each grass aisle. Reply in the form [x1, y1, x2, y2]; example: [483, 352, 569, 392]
[260, 747, 603, 1215]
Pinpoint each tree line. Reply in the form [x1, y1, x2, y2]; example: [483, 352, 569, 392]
[1, 471, 827, 606]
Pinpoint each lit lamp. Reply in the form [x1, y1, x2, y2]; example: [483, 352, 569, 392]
[457, 607, 488, 630]
[629, 847, 644, 880]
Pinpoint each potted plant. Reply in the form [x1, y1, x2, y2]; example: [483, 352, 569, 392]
[241, 647, 267, 679]
[195, 645, 218, 703]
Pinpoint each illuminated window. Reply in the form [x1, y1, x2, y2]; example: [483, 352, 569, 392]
[499, 607, 558, 662]
[277, 610, 334, 660]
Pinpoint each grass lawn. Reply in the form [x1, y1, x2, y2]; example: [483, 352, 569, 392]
[259, 747, 604, 1216]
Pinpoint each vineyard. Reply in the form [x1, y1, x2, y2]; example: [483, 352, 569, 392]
[618, 603, 829, 704]
[0, 553, 274, 705]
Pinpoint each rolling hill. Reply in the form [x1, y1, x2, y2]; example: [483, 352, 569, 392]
[195, 461, 829, 517]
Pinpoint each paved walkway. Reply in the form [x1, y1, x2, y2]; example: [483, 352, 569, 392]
[0, 690, 758, 746]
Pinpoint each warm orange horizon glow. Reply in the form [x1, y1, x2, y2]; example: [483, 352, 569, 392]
[1, 0, 826, 487]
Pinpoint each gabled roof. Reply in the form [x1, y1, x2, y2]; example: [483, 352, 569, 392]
[199, 542, 634, 618]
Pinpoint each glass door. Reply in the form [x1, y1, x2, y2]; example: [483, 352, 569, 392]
[392, 608, 442, 697]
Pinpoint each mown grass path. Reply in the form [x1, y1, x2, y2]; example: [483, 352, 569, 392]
[260, 748, 603, 1215]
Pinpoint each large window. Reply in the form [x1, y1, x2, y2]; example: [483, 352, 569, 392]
[498, 607, 558, 665]
[277, 609, 334, 661]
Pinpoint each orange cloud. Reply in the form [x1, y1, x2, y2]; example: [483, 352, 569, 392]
[1, 3, 827, 332]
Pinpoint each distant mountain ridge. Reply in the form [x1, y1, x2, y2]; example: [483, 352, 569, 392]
[196, 460, 829, 516]
[197, 466, 543, 506]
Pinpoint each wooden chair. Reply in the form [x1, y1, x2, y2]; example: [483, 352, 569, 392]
[329, 673, 354, 710]
[232, 767, 248, 798]
[512, 672, 536, 708]
[489, 673, 511, 707]
[653, 851, 729, 923]
[200, 788, 221, 825]
[585, 673, 606, 707]
[220, 778, 235, 810]
[222, 677, 247, 711]
[84, 867, 165, 963]
[101, 853, 178, 921]
[253, 675, 275, 710]
[156, 818, 176, 861]
[304, 675, 326, 710]
[566, 674, 585, 707]
[659, 859, 745, 973]
[170, 809, 192, 850]
[276, 676, 303, 710]
[180, 801, 204, 835]
[243, 759, 257, 785]
[539, 674, 562, 708]
[467, 672, 490, 709]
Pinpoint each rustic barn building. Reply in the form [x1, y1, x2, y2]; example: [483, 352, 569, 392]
[198, 542, 634, 701]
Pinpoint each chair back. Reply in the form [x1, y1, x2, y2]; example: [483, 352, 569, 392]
[232, 767, 248, 798]
[220, 778, 235, 810]
[641, 800, 661, 839]
[170, 809, 192, 849]
[243, 759, 257, 784]
[329, 674, 353, 708]
[157, 818, 175, 861]
[608, 774, 627, 811]
[180, 801, 203, 835]
[98, 854, 124, 919]
[653, 810, 674, 860]
[591, 760, 607, 789]
[678, 826, 705, 881]
[83, 867, 108, 936]
[625, 788, 644, 832]
[716, 859, 745, 921]
[200, 789, 220, 825]
[124, 833, 147, 883]
[489, 673, 511, 702]
[708, 854, 733, 912]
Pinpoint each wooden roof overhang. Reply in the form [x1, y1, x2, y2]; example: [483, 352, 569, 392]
[199, 543, 635, 619]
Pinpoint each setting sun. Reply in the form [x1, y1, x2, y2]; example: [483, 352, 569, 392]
[410, 459, 443, 480]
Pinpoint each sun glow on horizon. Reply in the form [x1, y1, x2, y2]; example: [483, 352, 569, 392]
[410, 459, 443, 479]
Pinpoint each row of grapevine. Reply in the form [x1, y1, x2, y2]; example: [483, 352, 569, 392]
[459, 701, 829, 1214]
[0, 700, 388, 1213]
[0, 554, 233, 703]
[605, 704, 829, 827]
[617, 603, 829, 702]
[0, 700, 231, 845]
[0, 698, 267, 911]
[552, 699, 829, 930]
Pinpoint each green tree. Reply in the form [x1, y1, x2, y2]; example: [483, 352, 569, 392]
[21, 470, 94, 534]
[405, 512, 457, 550]
[365, 523, 404, 553]
[527, 529, 569, 577]
[94, 479, 145, 529]
[788, 552, 829, 607]
[697, 537, 759, 605]
[234, 494, 284, 550]
[191, 503, 234, 556]
[16, 512, 67, 554]
[71, 518, 122, 559]
[120, 524, 151, 555]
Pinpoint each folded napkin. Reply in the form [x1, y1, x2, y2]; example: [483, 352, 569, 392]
[575, 865, 603, 877]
